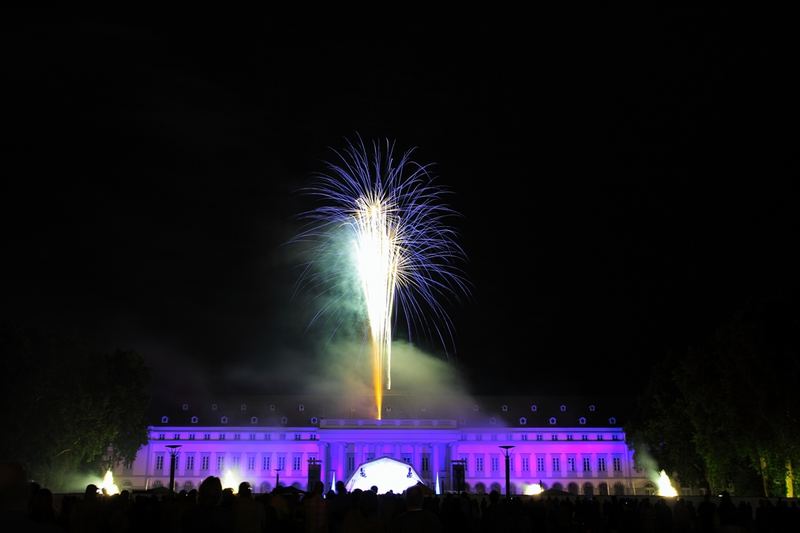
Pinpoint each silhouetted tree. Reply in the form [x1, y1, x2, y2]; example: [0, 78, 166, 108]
[629, 298, 800, 496]
[0, 323, 150, 490]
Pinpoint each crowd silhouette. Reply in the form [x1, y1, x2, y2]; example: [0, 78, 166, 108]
[2, 464, 799, 533]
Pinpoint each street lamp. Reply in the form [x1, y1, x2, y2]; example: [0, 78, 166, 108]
[499, 445, 515, 500]
[274, 467, 283, 489]
[166, 445, 182, 493]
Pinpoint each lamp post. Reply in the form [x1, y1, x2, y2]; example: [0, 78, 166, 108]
[274, 467, 283, 489]
[499, 445, 515, 500]
[166, 444, 182, 493]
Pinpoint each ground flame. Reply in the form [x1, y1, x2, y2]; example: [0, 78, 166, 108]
[98, 470, 119, 495]
[656, 470, 678, 497]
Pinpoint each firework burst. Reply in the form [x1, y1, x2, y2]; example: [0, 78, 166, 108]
[299, 137, 467, 418]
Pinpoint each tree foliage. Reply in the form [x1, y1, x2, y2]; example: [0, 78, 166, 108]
[629, 299, 800, 496]
[0, 323, 150, 490]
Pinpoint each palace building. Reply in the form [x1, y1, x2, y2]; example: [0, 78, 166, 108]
[114, 395, 653, 496]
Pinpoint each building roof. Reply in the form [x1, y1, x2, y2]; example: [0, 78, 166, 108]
[150, 394, 628, 429]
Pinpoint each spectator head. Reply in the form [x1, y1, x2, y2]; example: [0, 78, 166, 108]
[199, 476, 222, 506]
[335, 480, 346, 494]
[84, 484, 99, 500]
[238, 481, 252, 498]
[406, 484, 424, 510]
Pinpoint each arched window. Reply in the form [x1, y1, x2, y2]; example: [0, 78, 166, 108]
[608, 417, 617, 425]
[519, 417, 527, 425]
[298, 404, 305, 412]
[190, 416, 198, 424]
[310, 417, 319, 424]
[530, 404, 538, 412]
[559, 404, 567, 412]
[549, 417, 557, 425]
[161, 416, 169, 424]
[578, 417, 587, 425]
[588, 404, 596, 412]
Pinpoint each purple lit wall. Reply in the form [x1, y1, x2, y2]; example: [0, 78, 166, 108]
[116, 419, 649, 496]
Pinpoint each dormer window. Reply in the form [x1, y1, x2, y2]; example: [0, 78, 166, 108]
[181, 403, 189, 411]
[501, 405, 508, 412]
[211, 404, 218, 411]
[191, 416, 198, 424]
[530, 404, 538, 412]
[549, 417, 557, 425]
[250, 416, 258, 424]
[221, 416, 228, 424]
[161, 416, 169, 424]
[240, 404, 247, 411]
[519, 417, 527, 425]
[578, 417, 587, 425]
[559, 404, 567, 412]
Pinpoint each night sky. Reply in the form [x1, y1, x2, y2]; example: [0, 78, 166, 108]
[2, 12, 796, 397]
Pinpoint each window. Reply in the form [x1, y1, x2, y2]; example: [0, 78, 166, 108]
[530, 404, 538, 412]
[234, 434, 241, 440]
[582, 435, 589, 441]
[537, 457, 545, 472]
[366, 452, 375, 461]
[560, 404, 567, 412]
[551, 434, 558, 441]
[191, 416, 198, 424]
[155, 454, 164, 471]
[250, 433, 256, 440]
[278, 456, 286, 471]
[161, 416, 169, 423]
[310, 417, 319, 424]
[422, 455, 430, 472]
[269, 404, 276, 412]
[588, 404, 596, 412]
[552, 458, 560, 472]
[248, 456, 255, 471]
[294, 433, 302, 440]
[608, 417, 617, 425]
[568, 457, 576, 472]
[262, 456, 271, 471]
[201, 455, 209, 471]
[280, 416, 288, 425]
[402, 454, 412, 465]
[491, 456, 499, 472]
[501, 404, 508, 412]
[173, 433, 180, 440]
[567, 434, 573, 441]
[549, 417, 557, 425]
[476, 457, 484, 472]
[217, 456, 224, 472]
[265, 433, 271, 440]
[211, 403, 218, 411]
[598, 458, 607, 472]
[220, 416, 228, 424]
[240, 404, 247, 411]
[583, 457, 591, 471]
[204, 433, 210, 440]
[579, 417, 586, 425]
[613, 457, 622, 472]
[612, 434, 620, 441]
[536, 434, 543, 441]
[346, 455, 354, 473]
[597, 435, 604, 441]
[522, 457, 529, 472]
[219, 434, 226, 440]
[521, 433, 528, 440]
[189, 434, 195, 440]
[232, 455, 240, 468]
[298, 404, 305, 412]
[182, 403, 189, 411]
[519, 417, 527, 425]
[159, 434, 165, 440]
[250, 417, 258, 424]
[186, 455, 195, 472]
[489, 417, 497, 425]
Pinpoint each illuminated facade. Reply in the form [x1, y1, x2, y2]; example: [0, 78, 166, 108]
[115, 395, 651, 495]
